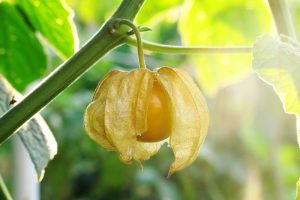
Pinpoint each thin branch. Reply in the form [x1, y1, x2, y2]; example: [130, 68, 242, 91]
[125, 37, 253, 54]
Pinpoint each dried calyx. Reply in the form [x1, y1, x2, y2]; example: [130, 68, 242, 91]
[84, 67, 209, 176]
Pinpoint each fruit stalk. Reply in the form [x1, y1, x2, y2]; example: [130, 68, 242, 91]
[112, 19, 147, 69]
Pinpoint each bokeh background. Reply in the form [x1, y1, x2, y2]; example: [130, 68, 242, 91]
[1, 0, 300, 199]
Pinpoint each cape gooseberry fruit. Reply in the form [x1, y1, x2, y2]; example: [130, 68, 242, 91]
[84, 67, 209, 176]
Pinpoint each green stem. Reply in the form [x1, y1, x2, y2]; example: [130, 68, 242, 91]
[268, 0, 297, 39]
[113, 19, 146, 68]
[0, 175, 12, 200]
[125, 37, 253, 54]
[0, 0, 145, 144]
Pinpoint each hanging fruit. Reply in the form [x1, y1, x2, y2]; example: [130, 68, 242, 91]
[84, 19, 209, 176]
[84, 67, 209, 176]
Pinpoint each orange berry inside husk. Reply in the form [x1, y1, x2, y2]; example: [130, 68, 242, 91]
[137, 80, 172, 142]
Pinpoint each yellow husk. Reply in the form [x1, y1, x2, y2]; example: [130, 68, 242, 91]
[84, 70, 122, 151]
[156, 67, 209, 177]
[104, 69, 165, 163]
[84, 67, 209, 175]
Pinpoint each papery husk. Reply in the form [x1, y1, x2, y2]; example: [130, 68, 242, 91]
[133, 141, 165, 161]
[132, 70, 165, 161]
[134, 71, 153, 135]
[85, 67, 209, 175]
[92, 70, 120, 101]
[104, 69, 162, 163]
[84, 70, 122, 151]
[85, 69, 166, 163]
[156, 67, 209, 177]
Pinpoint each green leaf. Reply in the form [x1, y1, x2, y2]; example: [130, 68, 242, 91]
[0, 174, 13, 200]
[0, 76, 57, 181]
[290, 0, 300, 40]
[179, 0, 272, 95]
[0, 2, 47, 91]
[253, 35, 300, 198]
[298, 116, 300, 147]
[297, 178, 300, 200]
[16, 0, 79, 59]
[67, 0, 120, 24]
[137, 0, 183, 24]
[253, 34, 300, 147]
[253, 35, 300, 116]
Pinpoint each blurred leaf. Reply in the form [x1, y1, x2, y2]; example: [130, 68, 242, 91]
[278, 145, 300, 197]
[136, 168, 181, 200]
[253, 34, 300, 149]
[297, 178, 300, 200]
[137, 0, 183, 24]
[0, 76, 57, 181]
[67, 0, 120, 24]
[298, 116, 300, 147]
[0, 2, 46, 91]
[187, 53, 252, 95]
[289, 0, 300, 40]
[19, 115, 57, 181]
[68, 0, 183, 26]
[179, 0, 272, 95]
[253, 35, 300, 114]
[16, 0, 79, 59]
[0, 174, 13, 200]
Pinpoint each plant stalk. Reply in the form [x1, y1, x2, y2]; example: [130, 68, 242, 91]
[0, 0, 145, 144]
[113, 19, 146, 68]
[125, 37, 253, 54]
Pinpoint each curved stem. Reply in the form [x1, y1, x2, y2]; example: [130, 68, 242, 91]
[125, 37, 253, 54]
[0, 0, 145, 144]
[113, 19, 146, 68]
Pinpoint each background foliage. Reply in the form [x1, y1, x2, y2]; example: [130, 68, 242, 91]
[0, 0, 299, 199]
